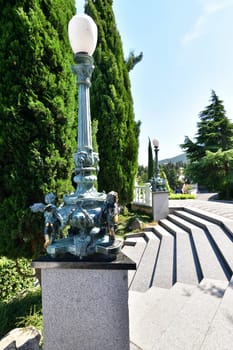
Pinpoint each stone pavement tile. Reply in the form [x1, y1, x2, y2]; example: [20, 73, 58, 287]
[154, 279, 228, 350]
[129, 287, 168, 325]
[130, 341, 143, 350]
[129, 283, 196, 350]
[200, 277, 233, 350]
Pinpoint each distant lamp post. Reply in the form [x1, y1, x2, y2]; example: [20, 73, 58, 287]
[153, 138, 159, 181]
[150, 138, 166, 192]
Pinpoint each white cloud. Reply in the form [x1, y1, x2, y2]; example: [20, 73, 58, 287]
[203, 0, 233, 13]
[182, 15, 206, 44]
[181, 0, 233, 44]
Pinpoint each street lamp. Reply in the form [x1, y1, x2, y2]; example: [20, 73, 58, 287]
[68, 14, 97, 56]
[65, 14, 100, 200]
[150, 138, 166, 192]
[153, 138, 159, 181]
[31, 14, 121, 258]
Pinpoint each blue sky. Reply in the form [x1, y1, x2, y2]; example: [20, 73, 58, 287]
[75, 0, 233, 165]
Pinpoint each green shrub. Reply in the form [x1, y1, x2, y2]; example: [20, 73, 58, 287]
[169, 193, 196, 200]
[0, 257, 35, 302]
[0, 287, 42, 339]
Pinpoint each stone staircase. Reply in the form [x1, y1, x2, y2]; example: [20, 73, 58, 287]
[123, 207, 233, 350]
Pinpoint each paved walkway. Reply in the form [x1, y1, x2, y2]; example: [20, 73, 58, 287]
[169, 193, 233, 220]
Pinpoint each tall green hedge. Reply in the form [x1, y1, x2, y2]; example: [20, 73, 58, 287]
[85, 0, 140, 204]
[0, 0, 77, 258]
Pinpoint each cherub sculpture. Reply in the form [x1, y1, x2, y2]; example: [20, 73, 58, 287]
[30, 193, 63, 248]
[101, 191, 119, 242]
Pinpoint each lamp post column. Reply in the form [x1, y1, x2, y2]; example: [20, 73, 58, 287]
[151, 138, 169, 221]
[66, 13, 99, 199]
[154, 144, 159, 182]
[73, 53, 94, 156]
[69, 53, 99, 197]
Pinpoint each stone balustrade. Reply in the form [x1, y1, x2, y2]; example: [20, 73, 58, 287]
[133, 183, 152, 207]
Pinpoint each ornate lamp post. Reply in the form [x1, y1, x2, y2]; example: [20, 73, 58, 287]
[150, 137, 166, 192]
[31, 14, 134, 350]
[31, 14, 121, 259]
[150, 138, 168, 222]
[153, 138, 159, 181]
[66, 14, 99, 200]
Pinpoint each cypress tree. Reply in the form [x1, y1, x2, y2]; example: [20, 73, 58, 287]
[0, 0, 76, 258]
[147, 138, 154, 181]
[85, 0, 141, 204]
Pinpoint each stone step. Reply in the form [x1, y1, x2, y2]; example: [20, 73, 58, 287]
[200, 277, 233, 349]
[122, 236, 147, 287]
[178, 206, 233, 240]
[129, 282, 197, 350]
[160, 218, 200, 284]
[130, 231, 160, 292]
[174, 210, 233, 274]
[147, 226, 174, 288]
[183, 206, 233, 231]
[154, 279, 229, 350]
[168, 214, 229, 282]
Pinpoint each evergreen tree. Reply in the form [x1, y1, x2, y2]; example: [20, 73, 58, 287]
[181, 90, 233, 161]
[181, 90, 233, 197]
[0, 0, 76, 258]
[147, 138, 154, 181]
[85, 0, 141, 204]
[185, 149, 233, 199]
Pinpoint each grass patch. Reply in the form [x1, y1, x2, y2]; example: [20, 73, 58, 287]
[117, 209, 152, 236]
[0, 287, 42, 339]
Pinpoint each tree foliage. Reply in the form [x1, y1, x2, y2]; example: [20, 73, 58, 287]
[186, 149, 233, 198]
[0, 0, 76, 258]
[85, 0, 141, 204]
[161, 162, 186, 192]
[147, 138, 154, 181]
[125, 51, 143, 72]
[137, 165, 148, 184]
[181, 90, 233, 161]
[181, 90, 233, 198]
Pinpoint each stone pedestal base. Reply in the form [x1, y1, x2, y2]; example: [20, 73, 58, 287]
[32, 253, 135, 350]
[152, 191, 169, 221]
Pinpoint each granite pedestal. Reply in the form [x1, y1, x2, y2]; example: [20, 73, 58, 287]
[32, 253, 135, 350]
[152, 191, 169, 222]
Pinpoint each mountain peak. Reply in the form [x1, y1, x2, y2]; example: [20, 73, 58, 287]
[159, 153, 187, 164]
